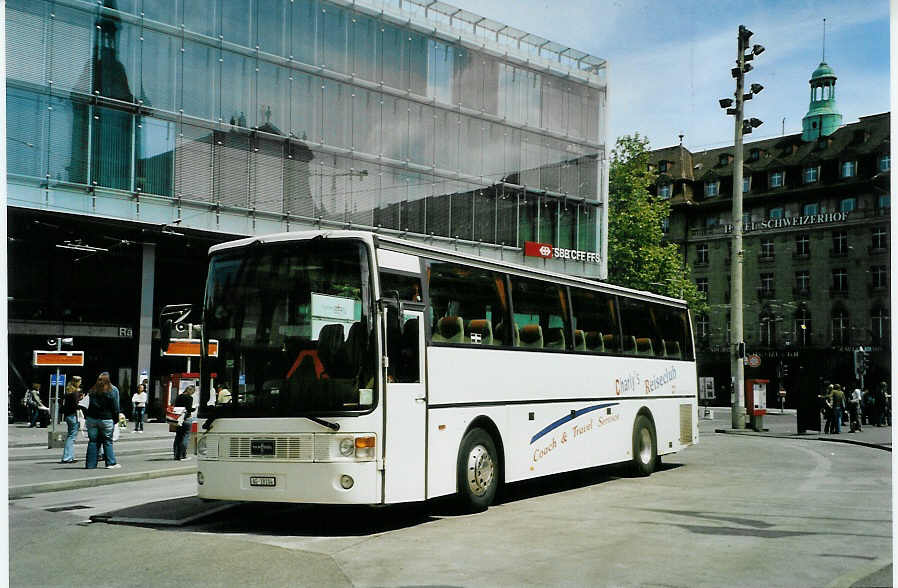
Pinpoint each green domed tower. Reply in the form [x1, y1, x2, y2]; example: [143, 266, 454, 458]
[801, 61, 842, 142]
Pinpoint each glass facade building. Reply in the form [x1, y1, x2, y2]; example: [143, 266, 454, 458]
[7, 0, 608, 275]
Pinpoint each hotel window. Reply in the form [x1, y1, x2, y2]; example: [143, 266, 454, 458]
[661, 217, 670, 233]
[657, 183, 671, 199]
[696, 243, 709, 265]
[794, 308, 811, 346]
[759, 273, 774, 296]
[795, 233, 810, 256]
[719, 154, 729, 166]
[803, 202, 819, 216]
[831, 309, 850, 345]
[840, 160, 856, 178]
[879, 154, 890, 172]
[696, 313, 709, 339]
[871, 265, 888, 289]
[872, 308, 889, 345]
[696, 277, 709, 300]
[760, 238, 774, 258]
[658, 161, 668, 173]
[749, 148, 760, 161]
[831, 268, 848, 292]
[768, 207, 784, 219]
[832, 231, 848, 255]
[877, 195, 890, 209]
[704, 181, 719, 197]
[803, 166, 818, 184]
[795, 270, 810, 293]
[743, 176, 750, 193]
[872, 227, 887, 250]
[840, 197, 856, 213]
[769, 170, 784, 188]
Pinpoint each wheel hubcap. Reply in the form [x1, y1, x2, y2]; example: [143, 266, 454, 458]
[638, 428, 653, 464]
[466, 444, 494, 497]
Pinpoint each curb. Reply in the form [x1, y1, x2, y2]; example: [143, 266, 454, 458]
[9, 465, 197, 499]
[714, 429, 891, 451]
[10, 436, 172, 449]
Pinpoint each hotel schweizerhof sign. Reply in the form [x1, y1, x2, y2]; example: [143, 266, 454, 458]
[724, 211, 850, 233]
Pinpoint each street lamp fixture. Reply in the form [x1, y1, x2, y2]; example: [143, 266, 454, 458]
[719, 98, 734, 108]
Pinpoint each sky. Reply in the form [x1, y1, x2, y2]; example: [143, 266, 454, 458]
[445, 0, 891, 152]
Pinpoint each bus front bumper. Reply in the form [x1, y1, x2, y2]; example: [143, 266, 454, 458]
[197, 459, 380, 504]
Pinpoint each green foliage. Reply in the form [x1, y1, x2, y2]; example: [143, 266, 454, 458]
[607, 134, 708, 313]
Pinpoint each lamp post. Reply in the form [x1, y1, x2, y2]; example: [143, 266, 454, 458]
[720, 25, 764, 429]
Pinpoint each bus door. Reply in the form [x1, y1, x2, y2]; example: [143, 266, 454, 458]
[383, 304, 426, 503]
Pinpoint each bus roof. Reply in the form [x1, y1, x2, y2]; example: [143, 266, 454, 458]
[208, 230, 688, 308]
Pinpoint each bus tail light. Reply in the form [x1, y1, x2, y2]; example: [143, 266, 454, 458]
[355, 436, 375, 459]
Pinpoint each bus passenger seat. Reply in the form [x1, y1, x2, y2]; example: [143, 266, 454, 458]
[602, 333, 619, 352]
[466, 319, 493, 345]
[573, 330, 587, 351]
[622, 335, 638, 355]
[635, 337, 654, 356]
[432, 316, 465, 344]
[665, 340, 682, 359]
[518, 325, 543, 348]
[544, 327, 565, 349]
[585, 331, 604, 352]
[318, 323, 347, 376]
[345, 320, 367, 369]
[659, 340, 668, 357]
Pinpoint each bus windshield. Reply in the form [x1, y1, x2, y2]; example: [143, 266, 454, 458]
[203, 238, 376, 417]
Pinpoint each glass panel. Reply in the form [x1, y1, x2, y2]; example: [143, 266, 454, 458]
[351, 13, 378, 81]
[97, 17, 139, 102]
[251, 135, 285, 213]
[570, 288, 619, 353]
[256, 0, 288, 56]
[426, 179, 452, 238]
[291, 0, 316, 65]
[520, 131, 542, 187]
[427, 261, 510, 346]
[91, 106, 133, 191]
[256, 61, 289, 135]
[510, 275, 569, 349]
[473, 188, 495, 243]
[406, 31, 427, 96]
[434, 109, 459, 172]
[380, 23, 404, 90]
[352, 88, 380, 155]
[481, 57, 499, 116]
[381, 96, 408, 161]
[142, 0, 177, 26]
[7, 0, 48, 86]
[284, 139, 316, 217]
[50, 5, 94, 95]
[183, 0, 218, 37]
[483, 122, 505, 183]
[619, 298, 666, 357]
[140, 29, 177, 112]
[458, 116, 482, 177]
[51, 96, 88, 184]
[455, 47, 481, 110]
[7, 89, 48, 179]
[408, 103, 434, 167]
[220, 51, 254, 127]
[567, 84, 585, 140]
[427, 39, 454, 104]
[322, 79, 350, 148]
[214, 130, 250, 208]
[136, 116, 174, 196]
[319, 2, 348, 73]
[204, 239, 375, 415]
[384, 304, 421, 383]
[496, 188, 517, 246]
[291, 72, 320, 142]
[176, 123, 214, 203]
[450, 187, 473, 241]
[180, 40, 217, 120]
[222, 0, 252, 47]
[541, 78, 564, 133]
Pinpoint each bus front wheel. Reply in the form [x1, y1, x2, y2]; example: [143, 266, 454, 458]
[457, 428, 499, 511]
[631, 415, 658, 476]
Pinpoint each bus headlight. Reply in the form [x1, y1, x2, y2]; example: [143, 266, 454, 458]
[197, 436, 207, 456]
[339, 437, 355, 457]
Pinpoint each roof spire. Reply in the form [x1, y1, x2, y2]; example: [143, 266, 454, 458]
[822, 18, 826, 62]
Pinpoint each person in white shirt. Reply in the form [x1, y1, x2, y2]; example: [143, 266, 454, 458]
[848, 387, 863, 433]
[131, 383, 148, 432]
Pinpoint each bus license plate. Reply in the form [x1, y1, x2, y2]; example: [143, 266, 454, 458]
[250, 476, 276, 487]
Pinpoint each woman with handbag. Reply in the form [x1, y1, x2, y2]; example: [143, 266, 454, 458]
[60, 376, 82, 463]
[85, 372, 125, 469]
[173, 385, 196, 460]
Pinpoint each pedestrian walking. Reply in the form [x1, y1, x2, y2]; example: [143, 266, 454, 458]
[25, 382, 43, 427]
[131, 383, 147, 432]
[831, 384, 846, 434]
[848, 387, 863, 432]
[876, 381, 890, 426]
[216, 384, 231, 405]
[84, 371, 125, 469]
[819, 384, 834, 434]
[60, 376, 82, 463]
[173, 385, 196, 461]
[862, 388, 874, 425]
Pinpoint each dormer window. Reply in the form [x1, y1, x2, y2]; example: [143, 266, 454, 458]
[749, 148, 760, 162]
[803, 166, 819, 184]
[743, 176, 750, 193]
[879, 154, 890, 172]
[718, 154, 729, 166]
[704, 181, 719, 198]
[769, 170, 784, 188]
[658, 183, 671, 199]
[658, 160, 668, 173]
[840, 160, 856, 178]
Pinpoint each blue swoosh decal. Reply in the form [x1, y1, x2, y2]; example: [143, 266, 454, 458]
[530, 403, 619, 444]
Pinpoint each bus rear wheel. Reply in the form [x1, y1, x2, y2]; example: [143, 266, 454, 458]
[457, 428, 499, 511]
[631, 414, 658, 476]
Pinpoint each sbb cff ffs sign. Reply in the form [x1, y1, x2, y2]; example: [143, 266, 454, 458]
[524, 241, 601, 264]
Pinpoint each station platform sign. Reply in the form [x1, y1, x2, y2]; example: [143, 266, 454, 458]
[33, 351, 85, 367]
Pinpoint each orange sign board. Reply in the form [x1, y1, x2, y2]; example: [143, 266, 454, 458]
[163, 339, 219, 357]
[33, 351, 85, 367]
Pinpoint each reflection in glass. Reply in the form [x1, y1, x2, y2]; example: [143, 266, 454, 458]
[136, 117, 174, 196]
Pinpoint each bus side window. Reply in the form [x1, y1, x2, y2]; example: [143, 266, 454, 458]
[509, 275, 569, 350]
[380, 271, 422, 302]
[427, 261, 509, 346]
[570, 287, 619, 354]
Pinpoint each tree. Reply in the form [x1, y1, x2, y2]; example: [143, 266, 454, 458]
[607, 134, 708, 313]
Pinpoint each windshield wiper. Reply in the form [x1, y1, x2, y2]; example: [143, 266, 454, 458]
[303, 415, 340, 431]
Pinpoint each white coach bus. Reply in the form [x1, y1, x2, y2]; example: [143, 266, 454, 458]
[189, 230, 698, 510]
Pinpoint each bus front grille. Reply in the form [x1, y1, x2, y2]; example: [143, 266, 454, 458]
[679, 404, 694, 444]
[224, 435, 315, 460]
